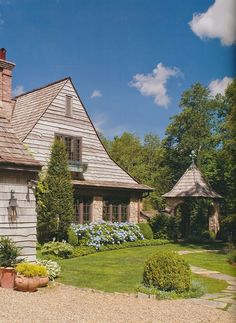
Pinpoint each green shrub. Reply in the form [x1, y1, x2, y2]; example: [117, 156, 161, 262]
[149, 213, 180, 241]
[36, 138, 74, 243]
[67, 227, 78, 246]
[36, 259, 61, 280]
[186, 230, 216, 244]
[137, 223, 153, 240]
[41, 241, 74, 259]
[143, 250, 191, 292]
[218, 214, 236, 243]
[15, 262, 48, 277]
[137, 280, 203, 299]
[227, 250, 236, 264]
[202, 230, 216, 241]
[71, 239, 170, 258]
[0, 236, 22, 267]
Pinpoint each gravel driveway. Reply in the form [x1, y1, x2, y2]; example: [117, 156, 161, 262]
[0, 283, 235, 323]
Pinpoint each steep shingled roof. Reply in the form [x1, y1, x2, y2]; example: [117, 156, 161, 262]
[162, 162, 222, 199]
[0, 117, 41, 168]
[11, 78, 69, 141]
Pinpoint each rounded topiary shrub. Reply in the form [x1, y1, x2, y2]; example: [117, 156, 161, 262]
[137, 223, 153, 240]
[143, 250, 191, 292]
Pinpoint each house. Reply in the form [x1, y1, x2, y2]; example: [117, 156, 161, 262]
[1, 48, 152, 234]
[0, 49, 41, 261]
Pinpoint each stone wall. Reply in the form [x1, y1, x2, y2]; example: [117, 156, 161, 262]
[129, 197, 140, 223]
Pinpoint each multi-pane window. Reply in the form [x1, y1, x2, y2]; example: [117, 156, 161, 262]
[103, 199, 129, 222]
[55, 134, 81, 162]
[74, 197, 92, 224]
[65, 95, 73, 117]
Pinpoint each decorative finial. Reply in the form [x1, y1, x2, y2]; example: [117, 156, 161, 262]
[189, 150, 197, 165]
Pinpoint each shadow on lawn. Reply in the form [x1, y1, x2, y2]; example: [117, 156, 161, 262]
[177, 240, 229, 253]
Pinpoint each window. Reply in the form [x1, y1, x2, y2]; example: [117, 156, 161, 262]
[74, 197, 92, 224]
[65, 95, 72, 117]
[55, 134, 81, 162]
[103, 199, 129, 222]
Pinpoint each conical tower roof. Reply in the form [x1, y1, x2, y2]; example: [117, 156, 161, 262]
[162, 162, 222, 199]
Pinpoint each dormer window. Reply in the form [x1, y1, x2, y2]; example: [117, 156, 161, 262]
[55, 134, 82, 162]
[65, 95, 72, 117]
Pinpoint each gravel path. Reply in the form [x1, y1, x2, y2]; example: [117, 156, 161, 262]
[0, 283, 235, 323]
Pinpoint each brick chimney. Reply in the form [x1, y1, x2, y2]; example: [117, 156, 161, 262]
[0, 48, 15, 120]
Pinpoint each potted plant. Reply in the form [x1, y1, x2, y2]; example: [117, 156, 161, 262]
[15, 262, 49, 292]
[0, 237, 22, 288]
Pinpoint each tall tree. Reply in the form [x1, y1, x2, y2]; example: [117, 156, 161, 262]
[37, 139, 74, 243]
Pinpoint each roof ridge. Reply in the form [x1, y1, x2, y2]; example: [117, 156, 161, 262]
[14, 77, 70, 99]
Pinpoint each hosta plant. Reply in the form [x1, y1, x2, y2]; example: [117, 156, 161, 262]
[37, 259, 61, 280]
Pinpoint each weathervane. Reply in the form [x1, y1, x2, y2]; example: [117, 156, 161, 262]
[189, 150, 197, 165]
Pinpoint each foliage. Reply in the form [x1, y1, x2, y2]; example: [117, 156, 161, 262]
[137, 223, 153, 240]
[36, 138, 74, 243]
[227, 250, 236, 264]
[101, 132, 164, 210]
[149, 213, 180, 240]
[71, 221, 144, 250]
[41, 241, 74, 259]
[137, 280, 204, 299]
[143, 250, 191, 292]
[0, 237, 22, 267]
[73, 239, 169, 257]
[36, 259, 61, 280]
[67, 227, 79, 246]
[101, 80, 236, 237]
[15, 262, 48, 277]
[218, 214, 236, 243]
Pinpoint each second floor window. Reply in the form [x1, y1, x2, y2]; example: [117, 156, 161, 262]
[56, 134, 82, 162]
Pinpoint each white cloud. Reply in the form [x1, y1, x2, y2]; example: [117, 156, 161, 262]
[12, 85, 25, 97]
[189, 0, 236, 46]
[129, 63, 182, 108]
[90, 89, 102, 99]
[92, 113, 107, 133]
[209, 76, 233, 96]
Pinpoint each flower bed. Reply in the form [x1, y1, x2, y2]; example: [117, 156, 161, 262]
[71, 222, 144, 249]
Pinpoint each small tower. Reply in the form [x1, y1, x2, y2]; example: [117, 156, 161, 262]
[162, 158, 222, 234]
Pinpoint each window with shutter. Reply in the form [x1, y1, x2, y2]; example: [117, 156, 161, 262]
[55, 134, 82, 162]
[65, 95, 72, 117]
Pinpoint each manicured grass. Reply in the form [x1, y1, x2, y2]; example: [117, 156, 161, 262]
[58, 245, 230, 294]
[183, 252, 236, 277]
[192, 274, 228, 294]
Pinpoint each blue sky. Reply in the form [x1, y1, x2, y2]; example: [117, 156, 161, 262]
[0, 0, 235, 139]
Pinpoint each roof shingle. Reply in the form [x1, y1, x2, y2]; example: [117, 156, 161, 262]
[162, 162, 222, 199]
[11, 78, 69, 141]
[0, 117, 40, 168]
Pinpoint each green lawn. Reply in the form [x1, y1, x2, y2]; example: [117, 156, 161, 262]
[58, 244, 231, 294]
[183, 252, 236, 277]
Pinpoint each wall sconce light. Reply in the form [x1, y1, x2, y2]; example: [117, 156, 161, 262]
[8, 190, 18, 221]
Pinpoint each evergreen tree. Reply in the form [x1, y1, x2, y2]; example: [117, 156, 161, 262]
[37, 139, 74, 243]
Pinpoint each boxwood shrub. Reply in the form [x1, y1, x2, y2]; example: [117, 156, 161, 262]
[137, 223, 153, 240]
[143, 250, 191, 292]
